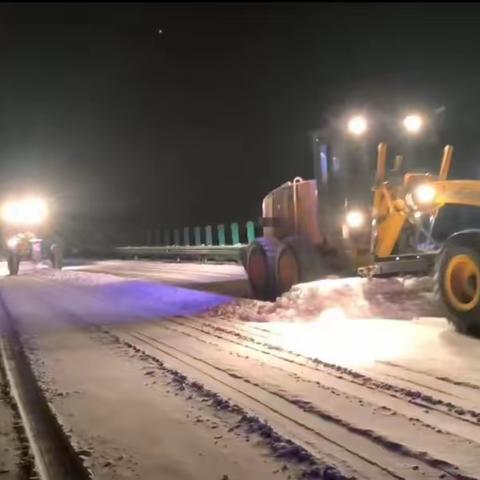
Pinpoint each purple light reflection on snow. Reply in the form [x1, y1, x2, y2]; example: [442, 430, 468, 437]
[91, 281, 231, 320]
[0, 279, 234, 333]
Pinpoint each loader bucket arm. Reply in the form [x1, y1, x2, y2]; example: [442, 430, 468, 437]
[430, 180, 480, 208]
[376, 142, 388, 183]
[372, 143, 389, 218]
[438, 145, 453, 181]
[371, 142, 407, 258]
[372, 185, 407, 257]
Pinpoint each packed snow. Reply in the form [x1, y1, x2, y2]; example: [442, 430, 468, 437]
[34, 267, 127, 286]
[16, 262, 444, 326]
[210, 276, 441, 323]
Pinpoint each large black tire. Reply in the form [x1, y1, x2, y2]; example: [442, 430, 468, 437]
[7, 253, 19, 276]
[245, 237, 282, 301]
[282, 235, 328, 283]
[51, 244, 63, 270]
[434, 242, 480, 334]
[275, 241, 301, 295]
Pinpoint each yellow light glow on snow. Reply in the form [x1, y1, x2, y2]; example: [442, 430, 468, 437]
[264, 310, 412, 367]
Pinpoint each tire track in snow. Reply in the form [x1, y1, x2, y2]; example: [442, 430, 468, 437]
[145, 319, 480, 476]
[154, 319, 480, 440]
[188, 318, 480, 425]
[378, 361, 480, 392]
[223, 317, 480, 398]
[119, 326, 477, 480]
[122, 329, 409, 479]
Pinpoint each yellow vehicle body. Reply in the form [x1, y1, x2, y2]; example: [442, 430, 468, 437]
[368, 143, 480, 333]
[246, 139, 480, 333]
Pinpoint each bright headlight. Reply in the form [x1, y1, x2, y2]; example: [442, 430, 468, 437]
[346, 210, 365, 229]
[2, 202, 20, 224]
[347, 115, 368, 136]
[414, 184, 436, 204]
[1, 197, 48, 225]
[403, 114, 424, 134]
[6, 236, 19, 248]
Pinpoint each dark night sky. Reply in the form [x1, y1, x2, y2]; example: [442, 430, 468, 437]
[1, 3, 480, 239]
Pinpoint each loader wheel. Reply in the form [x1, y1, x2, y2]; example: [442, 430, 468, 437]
[434, 243, 480, 334]
[245, 237, 281, 300]
[282, 236, 325, 282]
[50, 244, 63, 270]
[7, 253, 19, 276]
[276, 242, 300, 294]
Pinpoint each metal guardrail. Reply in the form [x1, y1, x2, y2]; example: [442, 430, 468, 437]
[114, 244, 247, 263]
[124, 221, 259, 249]
[114, 220, 259, 264]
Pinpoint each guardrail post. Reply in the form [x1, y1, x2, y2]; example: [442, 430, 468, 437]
[246, 220, 255, 243]
[231, 222, 240, 245]
[183, 226, 190, 246]
[205, 225, 213, 246]
[173, 228, 180, 246]
[154, 228, 161, 245]
[163, 229, 171, 246]
[217, 224, 226, 246]
[194, 226, 201, 246]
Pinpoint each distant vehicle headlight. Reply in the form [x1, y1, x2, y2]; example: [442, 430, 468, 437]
[346, 210, 365, 229]
[414, 184, 437, 205]
[6, 236, 19, 249]
[1, 197, 49, 225]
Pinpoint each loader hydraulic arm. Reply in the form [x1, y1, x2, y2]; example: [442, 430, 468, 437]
[429, 180, 480, 209]
[371, 143, 408, 258]
[372, 184, 408, 258]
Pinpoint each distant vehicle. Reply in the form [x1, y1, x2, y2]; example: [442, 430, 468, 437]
[0, 196, 63, 275]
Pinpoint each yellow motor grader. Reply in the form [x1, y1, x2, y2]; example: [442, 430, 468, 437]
[244, 139, 480, 334]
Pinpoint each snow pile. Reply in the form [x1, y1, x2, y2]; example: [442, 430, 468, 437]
[210, 276, 441, 322]
[32, 268, 127, 286]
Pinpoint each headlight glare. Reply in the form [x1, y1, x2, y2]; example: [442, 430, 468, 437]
[346, 210, 365, 229]
[6, 236, 19, 249]
[347, 115, 368, 136]
[1, 197, 48, 225]
[414, 184, 437, 205]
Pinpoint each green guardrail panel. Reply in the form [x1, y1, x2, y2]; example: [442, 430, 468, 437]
[173, 229, 180, 246]
[194, 226, 201, 246]
[246, 220, 255, 243]
[163, 229, 171, 246]
[183, 226, 190, 246]
[114, 245, 244, 263]
[231, 222, 240, 245]
[217, 224, 226, 246]
[205, 225, 213, 246]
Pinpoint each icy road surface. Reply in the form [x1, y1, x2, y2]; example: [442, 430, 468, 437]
[0, 266, 480, 479]
[69, 258, 251, 296]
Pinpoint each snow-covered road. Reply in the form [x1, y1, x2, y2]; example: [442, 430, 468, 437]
[0, 265, 480, 479]
[68, 259, 251, 297]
